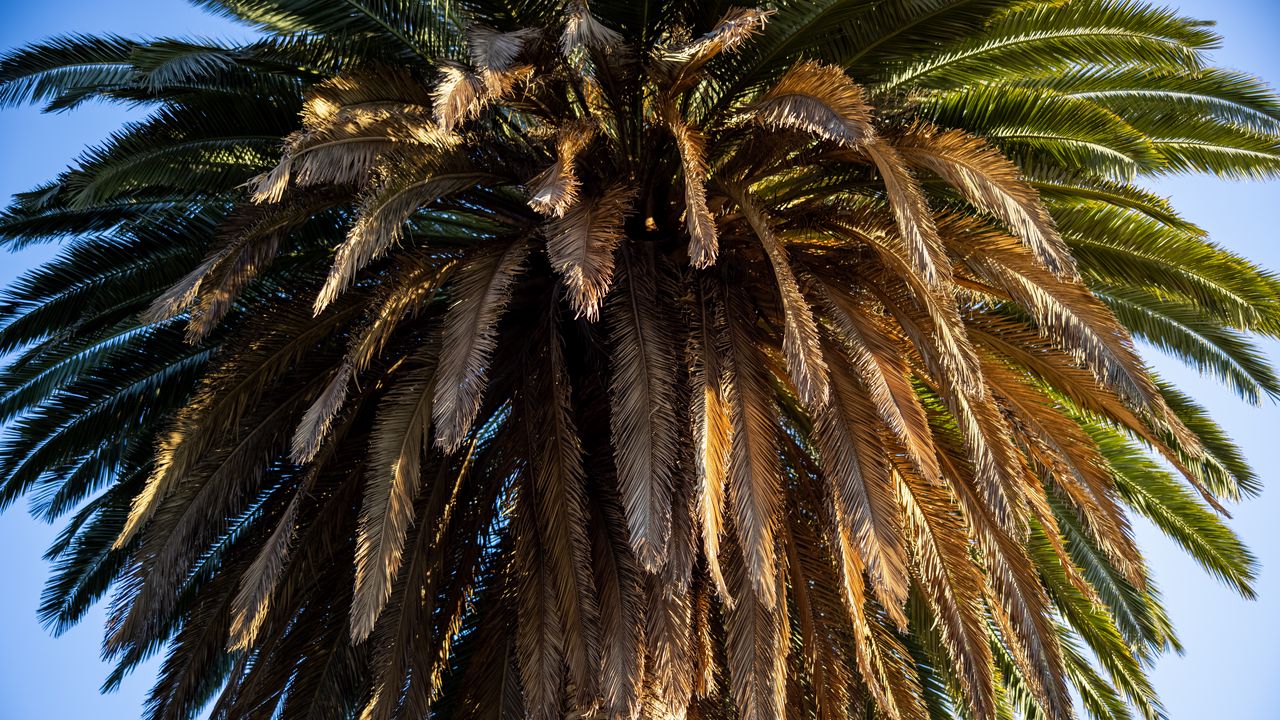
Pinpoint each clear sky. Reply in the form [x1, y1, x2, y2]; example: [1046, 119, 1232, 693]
[0, 1, 1277, 718]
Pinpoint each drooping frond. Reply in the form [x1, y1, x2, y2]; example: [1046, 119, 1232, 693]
[608, 246, 679, 571]
[813, 344, 908, 613]
[518, 310, 603, 714]
[899, 469, 996, 720]
[528, 123, 595, 218]
[723, 530, 788, 720]
[721, 279, 785, 610]
[730, 185, 829, 409]
[352, 349, 439, 641]
[544, 183, 635, 320]
[314, 158, 487, 314]
[897, 122, 1075, 276]
[864, 141, 947, 288]
[433, 239, 529, 452]
[668, 117, 719, 268]
[749, 60, 875, 146]
[688, 277, 732, 603]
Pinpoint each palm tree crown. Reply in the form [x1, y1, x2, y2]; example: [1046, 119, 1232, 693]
[1, 2, 1278, 720]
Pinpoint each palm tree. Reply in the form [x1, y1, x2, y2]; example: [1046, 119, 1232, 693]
[1, 1, 1277, 719]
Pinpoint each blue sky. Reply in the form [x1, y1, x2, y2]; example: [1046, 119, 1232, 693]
[0, 1, 1277, 718]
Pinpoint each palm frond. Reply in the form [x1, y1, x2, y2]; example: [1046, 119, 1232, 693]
[608, 247, 679, 571]
[433, 239, 529, 452]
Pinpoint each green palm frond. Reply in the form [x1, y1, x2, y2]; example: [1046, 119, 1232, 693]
[1086, 419, 1258, 597]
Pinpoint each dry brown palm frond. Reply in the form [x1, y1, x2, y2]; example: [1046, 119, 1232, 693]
[253, 68, 444, 204]
[960, 231, 1157, 407]
[374, 440, 501, 720]
[958, 230, 1209, 475]
[25, 8, 1264, 719]
[730, 185, 829, 409]
[561, 1, 622, 54]
[666, 464, 698, 591]
[813, 347, 911, 619]
[688, 277, 733, 604]
[898, 469, 996, 720]
[434, 63, 489, 133]
[967, 316, 1150, 434]
[251, 105, 454, 205]
[723, 281, 783, 609]
[608, 247, 679, 571]
[667, 116, 719, 268]
[545, 182, 635, 320]
[814, 280, 940, 484]
[825, 521, 902, 720]
[528, 123, 596, 217]
[300, 67, 436, 128]
[723, 529, 788, 720]
[290, 360, 353, 464]
[114, 302, 364, 550]
[967, 317, 1211, 507]
[227, 474, 308, 651]
[976, 352, 1143, 583]
[146, 248, 228, 327]
[359, 456, 464, 720]
[147, 194, 337, 340]
[657, 7, 772, 95]
[863, 141, 945, 288]
[521, 312, 603, 713]
[869, 610, 933, 720]
[849, 276, 1022, 532]
[480, 643, 525, 720]
[344, 254, 457, 374]
[935, 367, 1028, 534]
[513, 485, 566, 720]
[690, 578, 717, 699]
[313, 156, 489, 314]
[590, 497, 645, 720]
[781, 494, 885, 720]
[468, 26, 539, 77]
[182, 230, 285, 341]
[644, 575, 694, 720]
[810, 587, 858, 720]
[350, 347, 439, 642]
[294, 110, 451, 187]
[897, 123, 1076, 277]
[433, 239, 530, 452]
[748, 60, 875, 147]
[938, 446, 1073, 720]
[1048, 456, 1144, 585]
[805, 217, 980, 396]
[249, 136, 301, 206]
[1022, 477, 1100, 603]
[145, 239, 230, 324]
